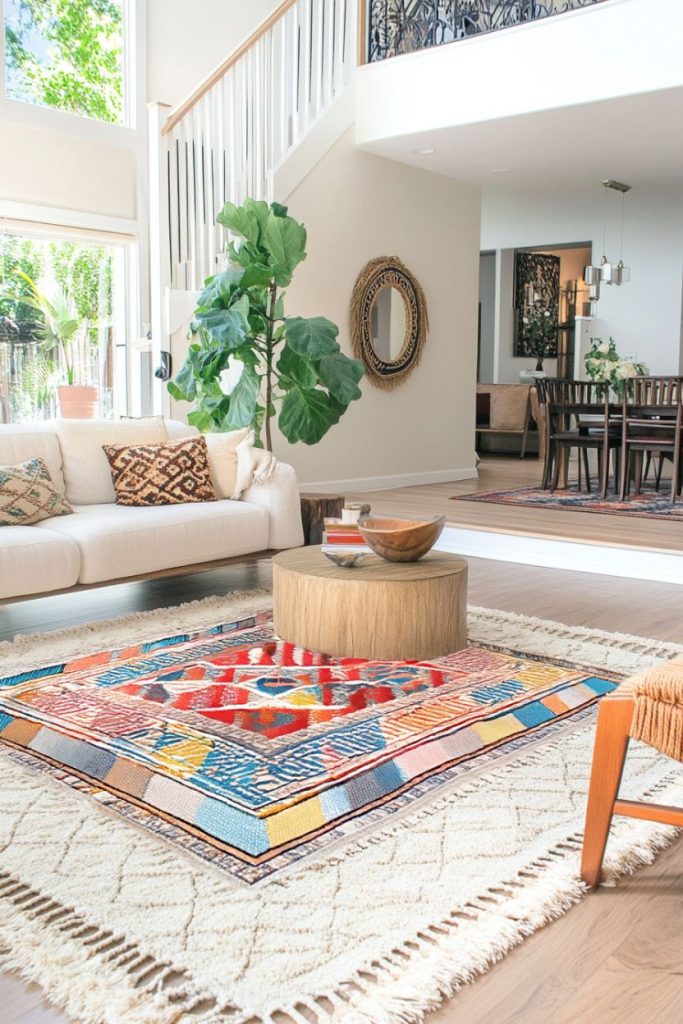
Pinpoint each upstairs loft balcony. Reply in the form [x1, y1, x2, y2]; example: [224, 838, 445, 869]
[366, 0, 607, 64]
[355, 0, 683, 186]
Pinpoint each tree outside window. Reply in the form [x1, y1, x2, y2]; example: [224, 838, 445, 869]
[4, 0, 125, 125]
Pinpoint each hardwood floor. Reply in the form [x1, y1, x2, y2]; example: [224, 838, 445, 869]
[350, 456, 683, 555]
[1, 473, 681, 1022]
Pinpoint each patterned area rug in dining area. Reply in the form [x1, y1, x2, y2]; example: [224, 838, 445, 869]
[0, 592, 681, 1024]
[452, 482, 683, 520]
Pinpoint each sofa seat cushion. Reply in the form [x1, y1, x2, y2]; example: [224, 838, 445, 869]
[34, 500, 270, 584]
[0, 526, 80, 599]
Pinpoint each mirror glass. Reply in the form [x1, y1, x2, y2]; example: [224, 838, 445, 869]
[369, 285, 407, 363]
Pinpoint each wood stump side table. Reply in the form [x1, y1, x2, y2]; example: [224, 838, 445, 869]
[272, 547, 468, 661]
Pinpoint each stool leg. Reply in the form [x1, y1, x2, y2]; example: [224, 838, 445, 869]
[581, 696, 633, 889]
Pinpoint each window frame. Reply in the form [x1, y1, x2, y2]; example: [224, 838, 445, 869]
[0, 208, 140, 419]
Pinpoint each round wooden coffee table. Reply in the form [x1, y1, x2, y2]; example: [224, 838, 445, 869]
[272, 547, 467, 661]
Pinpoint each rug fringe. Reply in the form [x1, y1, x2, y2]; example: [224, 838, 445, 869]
[263, 774, 681, 1024]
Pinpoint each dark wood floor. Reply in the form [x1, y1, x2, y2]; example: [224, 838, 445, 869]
[1, 542, 681, 1023]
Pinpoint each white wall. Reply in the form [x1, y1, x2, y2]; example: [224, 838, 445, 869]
[481, 187, 683, 376]
[147, 0, 281, 107]
[0, 120, 137, 221]
[356, 0, 683, 146]
[269, 129, 481, 489]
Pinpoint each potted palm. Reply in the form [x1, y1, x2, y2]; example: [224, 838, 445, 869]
[10, 272, 98, 418]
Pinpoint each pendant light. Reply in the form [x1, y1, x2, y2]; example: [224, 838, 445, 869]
[583, 180, 631, 298]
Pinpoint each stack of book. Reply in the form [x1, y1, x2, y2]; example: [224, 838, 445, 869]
[321, 518, 372, 556]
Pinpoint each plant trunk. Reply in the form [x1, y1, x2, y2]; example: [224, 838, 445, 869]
[264, 283, 278, 452]
[535, 357, 544, 372]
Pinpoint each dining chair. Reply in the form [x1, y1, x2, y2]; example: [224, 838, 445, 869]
[581, 656, 683, 888]
[619, 376, 683, 503]
[540, 379, 620, 496]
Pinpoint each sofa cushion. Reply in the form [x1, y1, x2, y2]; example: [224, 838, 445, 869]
[0, 526, 80, 599]
[55, 417, 169, 505]
[0, 458, 73, 526]
[34, 500, 270, 584]
[0, 423, 66, 495]
[103, 437, 217, 506]
[204, 429, 251, 499]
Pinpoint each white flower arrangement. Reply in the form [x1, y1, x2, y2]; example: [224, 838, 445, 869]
[584, 337, 648, 397]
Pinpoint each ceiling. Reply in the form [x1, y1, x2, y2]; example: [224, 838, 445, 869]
[357, 87, 683, 197]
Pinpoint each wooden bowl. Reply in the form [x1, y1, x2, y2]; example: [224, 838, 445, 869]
[357, 515, 445, 562]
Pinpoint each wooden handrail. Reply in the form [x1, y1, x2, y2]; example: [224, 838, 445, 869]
[162, 0, 299, 135]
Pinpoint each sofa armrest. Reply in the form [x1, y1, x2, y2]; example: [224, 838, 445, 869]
[241, 461, 303, 550]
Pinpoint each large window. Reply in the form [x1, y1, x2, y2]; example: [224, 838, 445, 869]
[3, 0, 125, 124]
[0, 227, 129, 423]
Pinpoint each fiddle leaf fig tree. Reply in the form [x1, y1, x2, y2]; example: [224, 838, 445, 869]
[168, 199, 363, 450]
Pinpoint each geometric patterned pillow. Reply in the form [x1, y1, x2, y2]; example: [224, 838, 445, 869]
[102, 436, 218, 506]
[0, 458, 73, 526]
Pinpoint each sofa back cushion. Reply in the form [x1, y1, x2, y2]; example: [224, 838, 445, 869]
[204, 429, 252, 499]
[102, 436, 217, 506]
[0, 424, 66, 495]
[56, 417, 169, 505]
[0, 457, 73, 525]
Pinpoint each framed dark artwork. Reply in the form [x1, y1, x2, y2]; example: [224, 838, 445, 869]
[514, 252, 560, 359]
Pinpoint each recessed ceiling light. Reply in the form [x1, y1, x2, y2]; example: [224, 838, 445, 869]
[492, 168, 509, 174]
[415, 147, 435, 155]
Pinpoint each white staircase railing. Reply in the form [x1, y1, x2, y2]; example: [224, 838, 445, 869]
[153, 0, 357, 295]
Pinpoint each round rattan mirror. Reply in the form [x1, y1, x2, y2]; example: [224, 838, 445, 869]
[350, 257, 429, 390]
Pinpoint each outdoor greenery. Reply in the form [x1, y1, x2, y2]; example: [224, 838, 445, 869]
[584, 337, 648, 397]
[169, 199, 364, 450]
[4, 0, 124, 123]
[0, 234, 115, 421]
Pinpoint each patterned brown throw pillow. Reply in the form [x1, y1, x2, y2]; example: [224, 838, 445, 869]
[0, 458, 73, 526]
[102, 437, 218, 506]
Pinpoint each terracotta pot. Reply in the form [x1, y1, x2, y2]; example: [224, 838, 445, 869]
[58, 385, 99, 419]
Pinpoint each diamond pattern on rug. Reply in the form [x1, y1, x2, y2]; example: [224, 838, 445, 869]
[0, 611, 619, 882]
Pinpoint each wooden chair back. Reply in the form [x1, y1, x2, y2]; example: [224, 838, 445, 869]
[542, 379, 610, 434]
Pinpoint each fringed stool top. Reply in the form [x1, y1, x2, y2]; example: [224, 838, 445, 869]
[630, 654, 683, 762]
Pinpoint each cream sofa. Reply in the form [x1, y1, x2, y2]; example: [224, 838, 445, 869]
[0, 419, 303, 601]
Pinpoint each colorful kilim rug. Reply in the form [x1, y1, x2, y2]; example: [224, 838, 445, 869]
[452, 482, 683, 521]
[0, 609, 618, 883]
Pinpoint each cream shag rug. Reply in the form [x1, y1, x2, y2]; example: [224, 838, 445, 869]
[0, 594, 681, 1024]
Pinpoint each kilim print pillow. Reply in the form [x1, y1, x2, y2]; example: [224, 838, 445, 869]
[0, 458, 73, 526]
[103, 437, 218, 506]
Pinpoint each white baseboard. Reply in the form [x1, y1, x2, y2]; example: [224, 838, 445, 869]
[436, 526, 683, 586]
[299, 467, 479, 494]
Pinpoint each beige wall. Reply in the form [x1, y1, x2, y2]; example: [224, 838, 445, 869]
[270, 130, 481, 487]
[0, 120, 137, 221]
[147, 0, 281, 107]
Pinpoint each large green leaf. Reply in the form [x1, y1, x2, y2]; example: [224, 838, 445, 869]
[194, 308, 248, 350]
[196, 268, 243, 310]
[279, 386, 339, 445]
[285, 316, 339, 358]
[262, 211, 307, 286]
[317, 352, 363, 404]
[225, 364, 261, 429]
[217, 198, 269, 245]
[276, 343, 318, 389]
